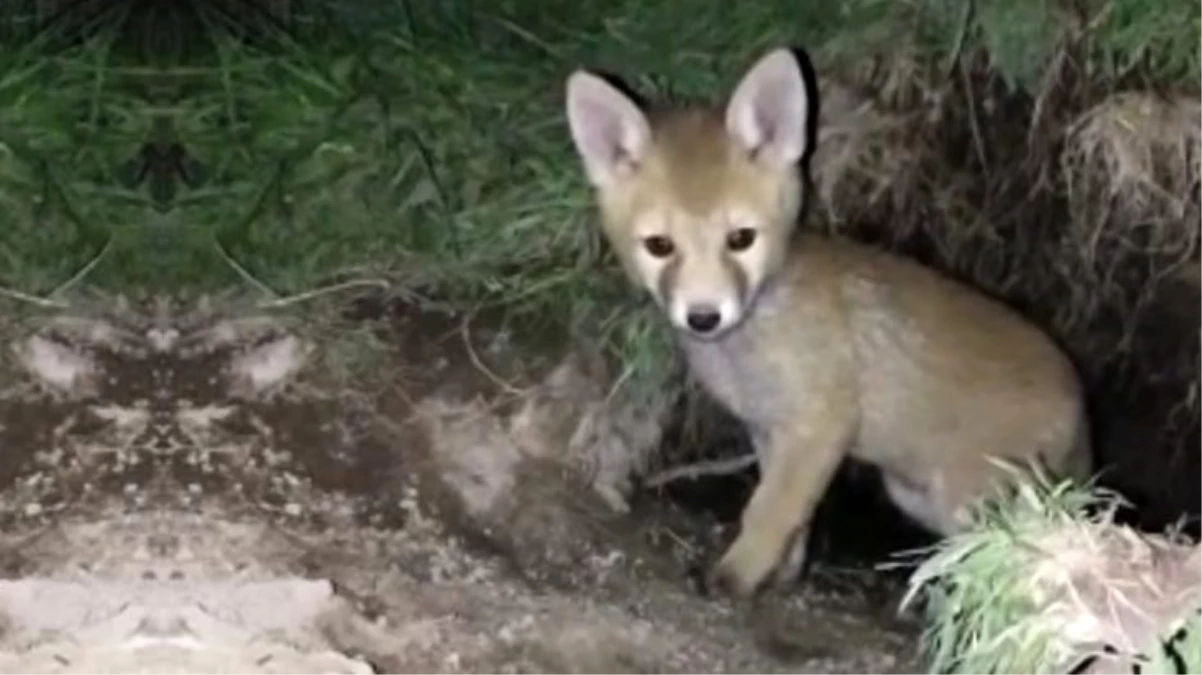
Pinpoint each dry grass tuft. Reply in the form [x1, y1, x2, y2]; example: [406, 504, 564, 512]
[809, 80, 931, 235]
[1059, 93, 1201, 332]
[805, 56, 1018, 289]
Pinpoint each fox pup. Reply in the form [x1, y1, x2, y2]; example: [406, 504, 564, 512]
[564, 47, 1093, 599]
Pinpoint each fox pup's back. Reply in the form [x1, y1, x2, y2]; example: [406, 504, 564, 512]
[565, 47, 1092, 599]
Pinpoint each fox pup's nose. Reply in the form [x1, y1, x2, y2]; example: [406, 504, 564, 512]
[686, 306, 722, 334]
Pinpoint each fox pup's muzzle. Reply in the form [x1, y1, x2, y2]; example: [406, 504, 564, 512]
[685, 305, 722, 334]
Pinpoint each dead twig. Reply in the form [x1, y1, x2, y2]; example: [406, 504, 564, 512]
[943, 0, 976, 80]
[258, 278, 392, 310]
[48, 239, 112, 301]
[0, 286, 69, 309]
[0, 240, 114, 310]
[459, 313, 528, 397]
[215, 240, 279, 300]
[644, 453, 758, 488]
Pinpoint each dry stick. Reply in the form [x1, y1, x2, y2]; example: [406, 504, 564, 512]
[643, 454, 758, 489]
[959, 56, 991, 181]
[459, 313, 528, 397]
[215, 241, 279, 300]
[943, 0, 975, 80]
[0, 286, 67, 308]
[660, 526, 696, 555]
[604, 362, 636, 405]
[1027, 44, 1070, 150]
[49, 239, 112, 301]
[942, 0, 990, 179]
[0, 239, 113, 310]
[213, 240, 392, 309]
[257, 278, 392, 310]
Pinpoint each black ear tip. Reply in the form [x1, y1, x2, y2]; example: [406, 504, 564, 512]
[773, 44, 820, 160]
[580, 70, 647, 110]
[775, 46, 816, 86]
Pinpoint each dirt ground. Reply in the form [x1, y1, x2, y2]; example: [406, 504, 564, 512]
[0, 297, 925, 674]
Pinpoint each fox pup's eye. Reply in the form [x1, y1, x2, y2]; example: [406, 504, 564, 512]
[643, 235, 676, 258]
[726, 228, 757, 252]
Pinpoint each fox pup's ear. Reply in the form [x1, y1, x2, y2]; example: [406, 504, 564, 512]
[725, 48, 809, 168]
[565, 70, 651, 187]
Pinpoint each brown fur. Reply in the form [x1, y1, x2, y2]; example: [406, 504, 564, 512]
[565, 48, 1093, 600]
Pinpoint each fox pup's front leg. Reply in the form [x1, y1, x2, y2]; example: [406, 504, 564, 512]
[747, 428, 809, 590]
[708, 402, 857, 599]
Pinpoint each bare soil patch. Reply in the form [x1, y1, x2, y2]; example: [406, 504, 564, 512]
[0, 300, 923, 673]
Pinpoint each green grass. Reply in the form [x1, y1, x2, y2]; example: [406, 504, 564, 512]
[0, 0, 1196, 395]
[898, 464, 1202, 674]
[898, 467, 1115, 674]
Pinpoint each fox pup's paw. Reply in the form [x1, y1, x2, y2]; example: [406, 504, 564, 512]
[772, 533, 810, 589]
[706, 539, 778, 600]
[706, 564, 760, 600]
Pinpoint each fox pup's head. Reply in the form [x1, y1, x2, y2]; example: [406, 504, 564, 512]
[565, 48, 812, 340]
